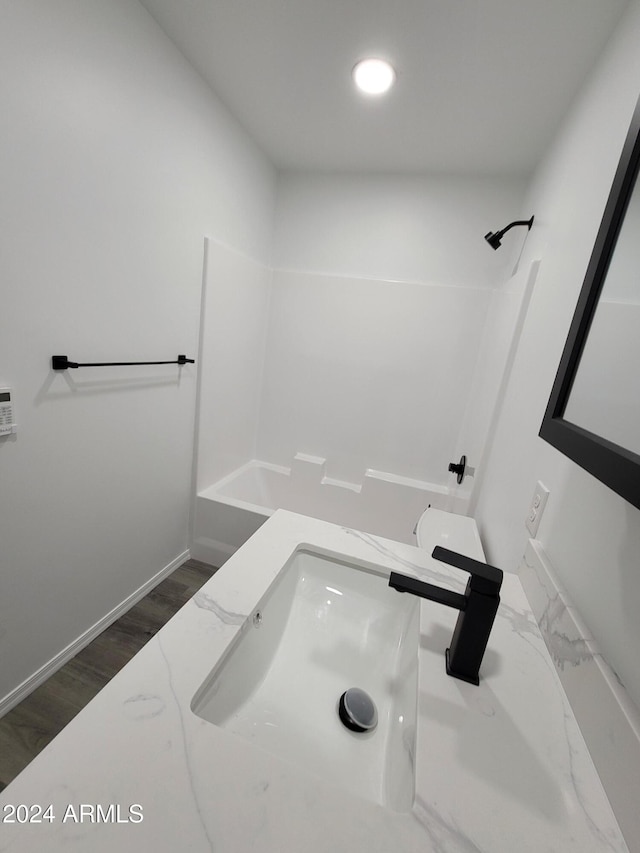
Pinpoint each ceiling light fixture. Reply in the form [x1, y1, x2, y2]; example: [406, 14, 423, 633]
[352, 58, 395, 95]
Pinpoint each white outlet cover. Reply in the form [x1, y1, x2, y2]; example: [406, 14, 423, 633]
[525, 481, 549, 536]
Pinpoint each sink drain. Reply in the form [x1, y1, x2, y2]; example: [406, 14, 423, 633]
[338, 688, 378, 733]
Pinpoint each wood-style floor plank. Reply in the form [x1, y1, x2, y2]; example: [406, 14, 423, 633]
[0, 558, 217, 792]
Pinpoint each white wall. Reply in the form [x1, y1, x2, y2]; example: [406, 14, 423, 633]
[0, 0, 275, 708]
[474, 0, 640, 710]
[274, 173, 526, 286]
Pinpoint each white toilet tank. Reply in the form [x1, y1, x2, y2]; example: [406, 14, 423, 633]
[415, 508, 485, 562]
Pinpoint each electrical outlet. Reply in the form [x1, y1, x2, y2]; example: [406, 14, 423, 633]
[525, 481, 549, 536]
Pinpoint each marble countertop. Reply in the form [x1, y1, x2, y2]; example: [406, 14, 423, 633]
[0, 511, 628, 852]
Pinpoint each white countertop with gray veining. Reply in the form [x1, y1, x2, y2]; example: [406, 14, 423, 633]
[0, 511, 628, 852]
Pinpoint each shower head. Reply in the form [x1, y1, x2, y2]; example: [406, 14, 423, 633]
[484, 230, 504, 250]
[484, 216, 534, 250]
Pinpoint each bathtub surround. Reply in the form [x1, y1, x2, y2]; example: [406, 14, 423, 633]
[0, 512, 628, 852]
[195, 238, 517, 555]
[264, 171, 527, 499]
[196, 180, 538, 561]
[194, 223, 524, 562]
[257, 269, 490, 486]
[192, 456, 468, 564]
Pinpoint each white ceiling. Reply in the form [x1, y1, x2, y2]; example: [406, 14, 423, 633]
[138, 0, 629, 176]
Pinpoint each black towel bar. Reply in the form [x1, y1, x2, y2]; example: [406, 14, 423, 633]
[52, 355, 195, 370]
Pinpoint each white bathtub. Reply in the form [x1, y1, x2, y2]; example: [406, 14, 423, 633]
[192, 453, 469, 566]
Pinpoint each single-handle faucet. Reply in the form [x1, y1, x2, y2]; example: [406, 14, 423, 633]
[389, 546, 503, 685]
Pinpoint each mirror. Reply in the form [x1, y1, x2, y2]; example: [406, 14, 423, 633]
[540, 93, 640, 510]
[563, 166, 640, 454]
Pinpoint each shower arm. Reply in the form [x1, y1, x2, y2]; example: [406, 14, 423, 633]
[495, 217, 534, 240]
[484, 215, 534, 250]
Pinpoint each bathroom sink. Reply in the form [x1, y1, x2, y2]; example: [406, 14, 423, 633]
[191, 548, 419, 811]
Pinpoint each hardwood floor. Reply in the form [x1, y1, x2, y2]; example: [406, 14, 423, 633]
[0, 558, 217, 792]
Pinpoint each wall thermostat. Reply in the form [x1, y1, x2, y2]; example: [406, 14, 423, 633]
[0, 387, 16, 436]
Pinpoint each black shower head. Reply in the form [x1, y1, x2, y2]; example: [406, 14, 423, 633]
[484, 230, 503, 250]
[484, 216, 534, 250]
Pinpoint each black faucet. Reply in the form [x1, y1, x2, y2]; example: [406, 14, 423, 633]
[389, 546, 503, 685]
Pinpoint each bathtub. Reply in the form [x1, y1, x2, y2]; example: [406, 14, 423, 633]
[192, 453, 469, 566]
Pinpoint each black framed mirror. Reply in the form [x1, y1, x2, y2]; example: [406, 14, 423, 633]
[540, 93, 640, 511]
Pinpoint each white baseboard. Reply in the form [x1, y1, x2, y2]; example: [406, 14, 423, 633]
[519, 539, 640, 853]
[0, 550, 190, 719]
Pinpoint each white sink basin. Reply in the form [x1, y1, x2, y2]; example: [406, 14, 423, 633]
[191, 548, 419, 811]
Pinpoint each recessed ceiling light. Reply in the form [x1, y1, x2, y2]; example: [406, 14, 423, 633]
[352, 58, 396, 96]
